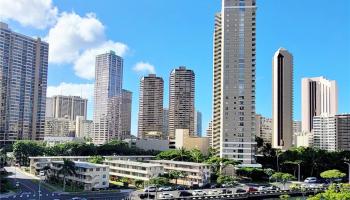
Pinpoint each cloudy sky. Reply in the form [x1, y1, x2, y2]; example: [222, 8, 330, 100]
[1, 0, 349, 135]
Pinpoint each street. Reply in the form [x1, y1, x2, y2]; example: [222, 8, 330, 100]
[2, 167, 131, 200]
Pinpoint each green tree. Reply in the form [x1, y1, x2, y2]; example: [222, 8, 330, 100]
[189, 149, 203, 163]
[216, 175, 235, 185]
[58, 159, 76, 192]
[135, 180, 144, 188]
[320, 169, 346, 183]
[271, 172, 295, 189]
[13, 140, 45, 166]
[148, 177, 169, 186]
[88, 156, 104, 164]
[308, 184, 350, 200]
[0, 148, 7, 168]
[169, 170, 186, 185]
[279, 194, 291, 200]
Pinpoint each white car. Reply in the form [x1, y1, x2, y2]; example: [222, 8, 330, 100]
[158, 193, 173, 199]
[158, 186, 172, 191]
[304, 177, 317, 183]
[192, 190, 207, 196]
[257, 186, 268, 191]
[144, 186, 157, 192]
[208, 190, 220, 195]
[39, 171, 45, 176]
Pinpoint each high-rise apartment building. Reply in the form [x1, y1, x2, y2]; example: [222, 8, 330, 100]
[0, 22, 48, 143]
[212, 0, 257, 163]
[93, 51, 123, 144]
[138, 74, 164, 139]
[312, 114, 337, 151]
[206, 120, 213, 146]
[45, 117, 75, 137]
[169, 67, 195, 138]
[272, 48, 293, 150]
[256, 114, 272, 144]
[301, 77, 338, 133]
[46, 95, 88, 120]
[163, 108, 169, 139]
[121, 89, 132, 139]
[75, 116, 93, 138]
[293, 121, 302, 134]
[336, 114, 350, 151]
[194, 111, 202, 137]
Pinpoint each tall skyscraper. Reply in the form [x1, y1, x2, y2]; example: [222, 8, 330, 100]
[194, 111, 202, 136]
[163, 108, 169, 139]
[301, 77, 338, 133]
[212, 0, 257, 163]
[138, 74, 164, 139]
[46, 95, 88, 120]
[336, 114, 350, 151]
[75, 116, 93, 138]
[93, 51, 123, 144]
[169, 67, 195, 138]
[0, 22, 48, 143]
[121, 89, 132, 139]
[272, 48, 293, 150]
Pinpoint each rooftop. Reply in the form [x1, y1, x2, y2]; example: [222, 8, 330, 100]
[149, 160, 210, 167]
[104, 160, 163, 168]
[52, 161, 108, 169]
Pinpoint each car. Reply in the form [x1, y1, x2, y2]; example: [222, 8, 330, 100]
[158, 186, 172, 191]
[144, 186, 157, 192]
[158, 193, 173, 199]
[221, 189, 233, 194]
[236, 188, 246, 193]
[208, 190, 220, 195]
[266, 185, 280, 191]
[257, 186, 268, 191]
[192, 190, 207, 196]
[304, 177, 317, 183]
[179, 191, 192, 197]
[175, 185, 187, 190]
[139, 193, 155, 199]
[246, 187, 258, 192]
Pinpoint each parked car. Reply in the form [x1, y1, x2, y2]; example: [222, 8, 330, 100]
[139, 193, 155, 199]
[158, 193, 173, 199]
[175, 185, 187, 190]
[236, 188, 246, 193]
[304, 177, 317, 183]
[179, 191, 192, 197]
[208, 190, 220, 195]
[246, 187, 258, 192]
[266, 185, 280, 191]
[39, 171, 45, 176]
[144, 186, 157, 192]
[221, 189, 233, 194]
[192, 190, 207, 196]
[158, 186, 172, 191]
[257, 186, 268, 191]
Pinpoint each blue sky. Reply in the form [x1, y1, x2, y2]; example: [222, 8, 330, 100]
[1, 0, 349, 135]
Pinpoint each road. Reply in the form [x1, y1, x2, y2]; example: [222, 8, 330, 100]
[3, 167, 132, 200]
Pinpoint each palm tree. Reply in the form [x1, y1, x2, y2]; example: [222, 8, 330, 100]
[58, 159, 76, 192]
[189, 149, 203, 163]
[169, 170, 186, 185]
[178, 147, 187, 161]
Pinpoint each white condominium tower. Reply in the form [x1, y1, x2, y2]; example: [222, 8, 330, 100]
[169, 67, 195, 138]
[301, 77, 338, 133]
[46, 95, 88, 120]
[138, 74, 164, 139]
[0, 22, 48, 143]
[212, 0, 257, 163]
[93, 51, 123, 144]
[272, 48, 293, 150]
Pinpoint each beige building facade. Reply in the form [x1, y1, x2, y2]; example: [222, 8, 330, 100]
[175, 129, 210, 155]
[272, 48, 293, 150]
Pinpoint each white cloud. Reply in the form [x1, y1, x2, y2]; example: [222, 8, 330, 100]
[0, 0, 58, 29]
[46, 12, 106, 63]
[47, 82, 94, 100]
[74, 40, 128, 80]
[133, 62, 156, 74]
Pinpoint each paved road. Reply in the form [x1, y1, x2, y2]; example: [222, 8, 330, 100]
[3, 167, 132, 200]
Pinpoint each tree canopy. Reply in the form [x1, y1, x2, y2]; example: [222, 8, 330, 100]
[320, 169, 346, 180]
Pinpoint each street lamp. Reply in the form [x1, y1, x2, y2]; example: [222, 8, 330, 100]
[344, 161, 350, 184]
[297, 163, 301, 182]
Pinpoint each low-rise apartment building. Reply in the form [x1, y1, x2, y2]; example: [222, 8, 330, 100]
[50, 161, 109, 191]
[149, 160, 211, 186]
[103, 160, 164, 181]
